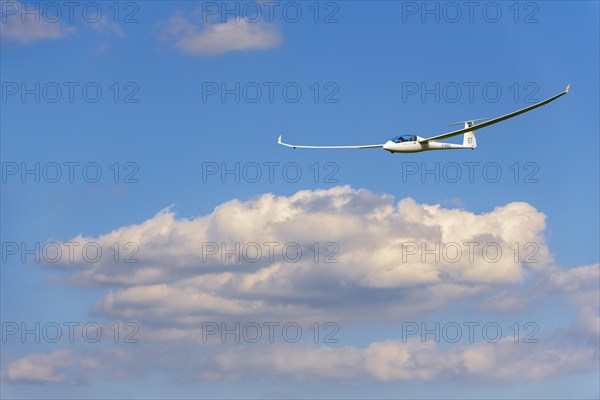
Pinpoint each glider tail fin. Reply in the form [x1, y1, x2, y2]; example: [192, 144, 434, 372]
[449, 119, 482, 148]
[462, 122, 477, 148]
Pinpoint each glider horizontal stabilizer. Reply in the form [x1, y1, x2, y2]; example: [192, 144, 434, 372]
[447, 117, 490, 126]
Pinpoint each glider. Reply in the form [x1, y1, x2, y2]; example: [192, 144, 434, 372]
[278, 84, 570, 153]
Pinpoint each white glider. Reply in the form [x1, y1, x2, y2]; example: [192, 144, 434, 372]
[278, 84, 570, 153]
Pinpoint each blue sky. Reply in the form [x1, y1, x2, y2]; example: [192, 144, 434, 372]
[1, 1, 599, 399]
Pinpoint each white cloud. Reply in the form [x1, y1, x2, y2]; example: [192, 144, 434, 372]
[39, 187, 556, 327]
[203, 338, 598, 383]
[5, 335, 597, 384]
[4, 349, 78, 384]
[4, 350, 67, 383]
[160, 11, 282, 56]
[0, 2, 75, 44]
[2, 348, 139, 384]
[87, 14, 125, 38]
[479, 263, 600, 316]
[8, 187, 596, 386]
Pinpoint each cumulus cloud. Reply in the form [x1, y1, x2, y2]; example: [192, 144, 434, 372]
[7, 187, 596, 386]
[160, 11, 282, 56]
[0, 2, 75, 44]
[5, 334, 598, 384]
[39, 186, 557, 328]
[204, 338, 598, 383]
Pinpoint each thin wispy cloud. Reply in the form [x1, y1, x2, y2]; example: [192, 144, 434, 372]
[160, 10, 282, 56]
[0, 2, 74, 44]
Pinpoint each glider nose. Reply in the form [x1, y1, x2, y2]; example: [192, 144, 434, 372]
[383, 141, 394, 152]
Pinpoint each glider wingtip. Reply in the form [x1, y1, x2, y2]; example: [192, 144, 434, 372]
[565, 83, 570, 93]
[278, 135, 282, 144]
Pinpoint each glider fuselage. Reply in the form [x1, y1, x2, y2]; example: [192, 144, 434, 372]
[383, 139, 473, 153]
